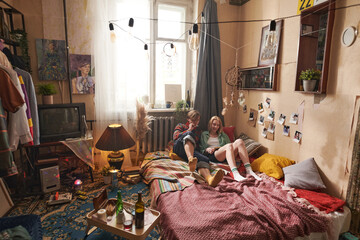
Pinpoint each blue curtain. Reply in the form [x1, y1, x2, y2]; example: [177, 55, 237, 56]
[194, 0, 224, 131]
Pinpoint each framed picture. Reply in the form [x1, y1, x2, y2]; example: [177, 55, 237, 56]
[258, 20, 282, 67]
[238, 65, 276, 90]
[70, 54, 95, 94]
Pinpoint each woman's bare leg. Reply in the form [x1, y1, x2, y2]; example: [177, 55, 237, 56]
[233, 139, 261, 180]
[215, 144, 246, 181]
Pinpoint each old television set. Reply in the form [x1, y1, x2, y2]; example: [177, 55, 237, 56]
[38, 103, 86, 143]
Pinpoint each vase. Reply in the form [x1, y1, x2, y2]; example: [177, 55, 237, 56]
[42, 95, 54, 104]
[303, 80, 317, 92]
[103, 175, 112, 184]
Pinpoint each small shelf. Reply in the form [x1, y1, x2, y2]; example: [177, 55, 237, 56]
[295, 0, 335, 94]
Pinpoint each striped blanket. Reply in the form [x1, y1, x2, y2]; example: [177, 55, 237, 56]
[141, 158, 206, 207]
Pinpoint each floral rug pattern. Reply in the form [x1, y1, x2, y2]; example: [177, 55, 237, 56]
[8, 172, 160, 240]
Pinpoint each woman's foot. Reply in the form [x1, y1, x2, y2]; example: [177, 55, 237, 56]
[244, 163, 262, 181]
[206, 169, 224, 187]
[188, 157, 198, 172]
[231, 167, 246, 181]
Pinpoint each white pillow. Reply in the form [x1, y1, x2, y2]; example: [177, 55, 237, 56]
[283, 157, 326, 190]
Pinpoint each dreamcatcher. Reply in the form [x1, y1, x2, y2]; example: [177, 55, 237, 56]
[223, 49, 245, 115]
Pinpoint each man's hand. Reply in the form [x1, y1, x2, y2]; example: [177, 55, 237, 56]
[188, 122, 196, 131]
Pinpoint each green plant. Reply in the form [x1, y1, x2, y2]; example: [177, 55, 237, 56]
[10, 29, 31, 73]
[174, 100, 190, 123]
[299, 69, 321, 81]
[36, 83, 57, 96]
[100, 166, 115, 176]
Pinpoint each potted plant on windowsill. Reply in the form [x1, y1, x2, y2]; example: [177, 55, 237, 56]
[299, 69, 321, 92]
[37, 83, 57, 104]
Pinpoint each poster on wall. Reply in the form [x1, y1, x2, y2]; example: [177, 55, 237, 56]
[258, 20, 282, 67]
[70, 54, 95, 94]
[36, 39, 67, 81]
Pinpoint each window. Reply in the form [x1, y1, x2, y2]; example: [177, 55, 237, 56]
[151, 0, 196, 108]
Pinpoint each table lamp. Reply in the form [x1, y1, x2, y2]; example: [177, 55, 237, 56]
[95, 124, 135, 170]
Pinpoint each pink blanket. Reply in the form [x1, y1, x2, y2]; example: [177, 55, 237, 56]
[157, 176, 330, 240]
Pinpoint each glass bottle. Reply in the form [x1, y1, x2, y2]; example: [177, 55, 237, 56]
[116, 190, 123, 216]
[81, 115, 88, 138]
[186, 90, 191, 108]
[135, 191, 144, 228]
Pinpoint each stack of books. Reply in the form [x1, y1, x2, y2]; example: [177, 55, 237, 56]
[122, 166, 141, 184]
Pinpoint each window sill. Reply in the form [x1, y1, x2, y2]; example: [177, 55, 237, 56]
[148, 108, 176, 113]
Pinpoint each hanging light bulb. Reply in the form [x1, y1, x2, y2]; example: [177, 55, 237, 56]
[188, 30, 192, 45]
[144, 44, 149, 60]
[128, 17, 134, 37]
[265, 20, 277, 48]
[189, 24, 200, 51]
[109, 23, 116, 43]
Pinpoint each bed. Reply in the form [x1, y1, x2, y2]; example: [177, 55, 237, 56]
[141, 151, 351, 240]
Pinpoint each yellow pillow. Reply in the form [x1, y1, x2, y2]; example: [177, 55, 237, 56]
[251, 153, 295, 179]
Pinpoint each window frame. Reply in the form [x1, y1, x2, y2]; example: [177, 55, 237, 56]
[150, 0, 196, 108]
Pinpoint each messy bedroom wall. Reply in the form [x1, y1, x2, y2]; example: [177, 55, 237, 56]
[216, 0, 359, 199]
[12, 0, 359, 199]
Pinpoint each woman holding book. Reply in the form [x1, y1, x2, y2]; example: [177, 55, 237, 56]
[200, 116, 261, 181]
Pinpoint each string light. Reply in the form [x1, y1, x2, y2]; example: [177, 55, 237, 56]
[265, 20, 277, 48]
[189, 24, 200, 51]
[106, 2, 360, 52]
[109, 23, 116, 43]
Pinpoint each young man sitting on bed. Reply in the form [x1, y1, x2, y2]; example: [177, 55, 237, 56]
[200, 116, 262, 181]
[173, 110, 224, 187]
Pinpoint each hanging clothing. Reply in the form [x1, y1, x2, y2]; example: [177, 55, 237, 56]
[18, 74, 33, 146]
[0, 69, 23, 177]
[0, 65, 32, 150]
[15, 67, 40, 145]
[0, 51, 12, 69]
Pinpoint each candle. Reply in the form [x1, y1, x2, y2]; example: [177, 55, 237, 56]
[97, 209, 107, 222]
[74, 179, 83, 191]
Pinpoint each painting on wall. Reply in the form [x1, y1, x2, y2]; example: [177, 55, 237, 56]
[70, 54, 95, 94]
[36, 39, 67, 81]
[258, 20, 282, 67]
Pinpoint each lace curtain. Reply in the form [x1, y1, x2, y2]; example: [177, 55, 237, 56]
[87, 0, 150, 168]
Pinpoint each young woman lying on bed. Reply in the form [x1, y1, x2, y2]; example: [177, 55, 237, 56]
[200, 116, 261, 181]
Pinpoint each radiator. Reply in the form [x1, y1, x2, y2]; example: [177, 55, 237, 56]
[142, 117, 175, 153]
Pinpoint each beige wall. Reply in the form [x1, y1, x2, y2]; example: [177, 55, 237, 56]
[13, 0, 359, 198]
[211, 0, 359, 199]
[13, 0, 95, 121]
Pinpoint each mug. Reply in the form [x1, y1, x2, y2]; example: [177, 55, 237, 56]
[166, 101, 173, 108]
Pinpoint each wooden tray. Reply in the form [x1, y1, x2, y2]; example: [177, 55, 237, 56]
[86, 201, 160, 240]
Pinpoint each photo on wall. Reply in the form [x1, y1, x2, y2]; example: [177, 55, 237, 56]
[70, 54, 95, 94]
[36, 39, 67, 81]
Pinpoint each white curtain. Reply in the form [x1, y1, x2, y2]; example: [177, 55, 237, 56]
[87, 0, 150, 168]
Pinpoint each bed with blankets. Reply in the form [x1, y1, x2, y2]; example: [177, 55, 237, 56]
[141, 150, 351, 240]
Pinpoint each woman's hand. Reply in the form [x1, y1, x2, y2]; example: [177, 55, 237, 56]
[206, 147, 215, 154]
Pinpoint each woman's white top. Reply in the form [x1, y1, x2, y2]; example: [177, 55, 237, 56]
[207, 136, 220, 148]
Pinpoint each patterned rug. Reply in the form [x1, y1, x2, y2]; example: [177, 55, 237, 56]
[7, 171, 160, 240]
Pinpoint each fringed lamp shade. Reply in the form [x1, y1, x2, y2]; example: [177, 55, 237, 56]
[95, 124, 135, 169]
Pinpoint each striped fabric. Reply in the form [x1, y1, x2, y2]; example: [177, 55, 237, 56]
[238, 132, 262, 156]
[141, 158, 205, 206]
